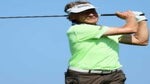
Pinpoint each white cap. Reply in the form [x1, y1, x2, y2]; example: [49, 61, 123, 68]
[66, 3, 96, 14]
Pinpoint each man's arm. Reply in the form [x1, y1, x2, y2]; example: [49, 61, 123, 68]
[104, 11, 138, 35]
[119, 21, 149, 46]
[102, 10, 149, 46]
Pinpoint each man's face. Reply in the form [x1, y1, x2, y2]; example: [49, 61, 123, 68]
[78, 9, 99, 25]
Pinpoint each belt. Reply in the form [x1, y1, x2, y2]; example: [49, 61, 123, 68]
[69, 67, 121, 74]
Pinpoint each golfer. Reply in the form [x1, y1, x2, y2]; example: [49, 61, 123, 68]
[64, 1, 149, 84]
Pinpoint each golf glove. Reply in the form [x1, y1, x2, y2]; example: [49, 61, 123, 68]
[132, 11, 147, 22]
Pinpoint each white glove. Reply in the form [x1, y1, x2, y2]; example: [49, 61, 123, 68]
[132, 11, 147, 22]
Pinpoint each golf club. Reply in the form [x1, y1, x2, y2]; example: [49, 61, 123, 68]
[0, 13, 145, 19]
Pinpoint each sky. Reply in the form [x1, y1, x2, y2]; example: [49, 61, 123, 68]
[0, 0, 149, 84]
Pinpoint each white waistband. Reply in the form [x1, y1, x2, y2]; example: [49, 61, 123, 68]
[68, 67, 121, 74]
[69, 67, 90, 73]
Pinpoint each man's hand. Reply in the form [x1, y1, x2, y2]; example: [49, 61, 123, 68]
[116, 10, 135, 20]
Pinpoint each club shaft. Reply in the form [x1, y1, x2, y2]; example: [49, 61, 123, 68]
[101, 14, 117, 16]
[0, 13, 144, 19]
[101, 13, 145, 16]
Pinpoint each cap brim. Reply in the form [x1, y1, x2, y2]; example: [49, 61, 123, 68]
[66, 4, 96, 14]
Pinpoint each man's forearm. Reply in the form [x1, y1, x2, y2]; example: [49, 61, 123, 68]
[134, 21, 149, 45]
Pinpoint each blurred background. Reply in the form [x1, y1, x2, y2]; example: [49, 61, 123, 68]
[0, 0, 149, 84]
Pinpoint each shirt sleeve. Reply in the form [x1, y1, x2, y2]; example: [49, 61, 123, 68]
[95, 26, 109, 39]
[73, 24, 109, 42]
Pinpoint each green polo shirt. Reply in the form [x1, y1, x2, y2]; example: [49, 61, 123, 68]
[67, 24, 122, 70]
